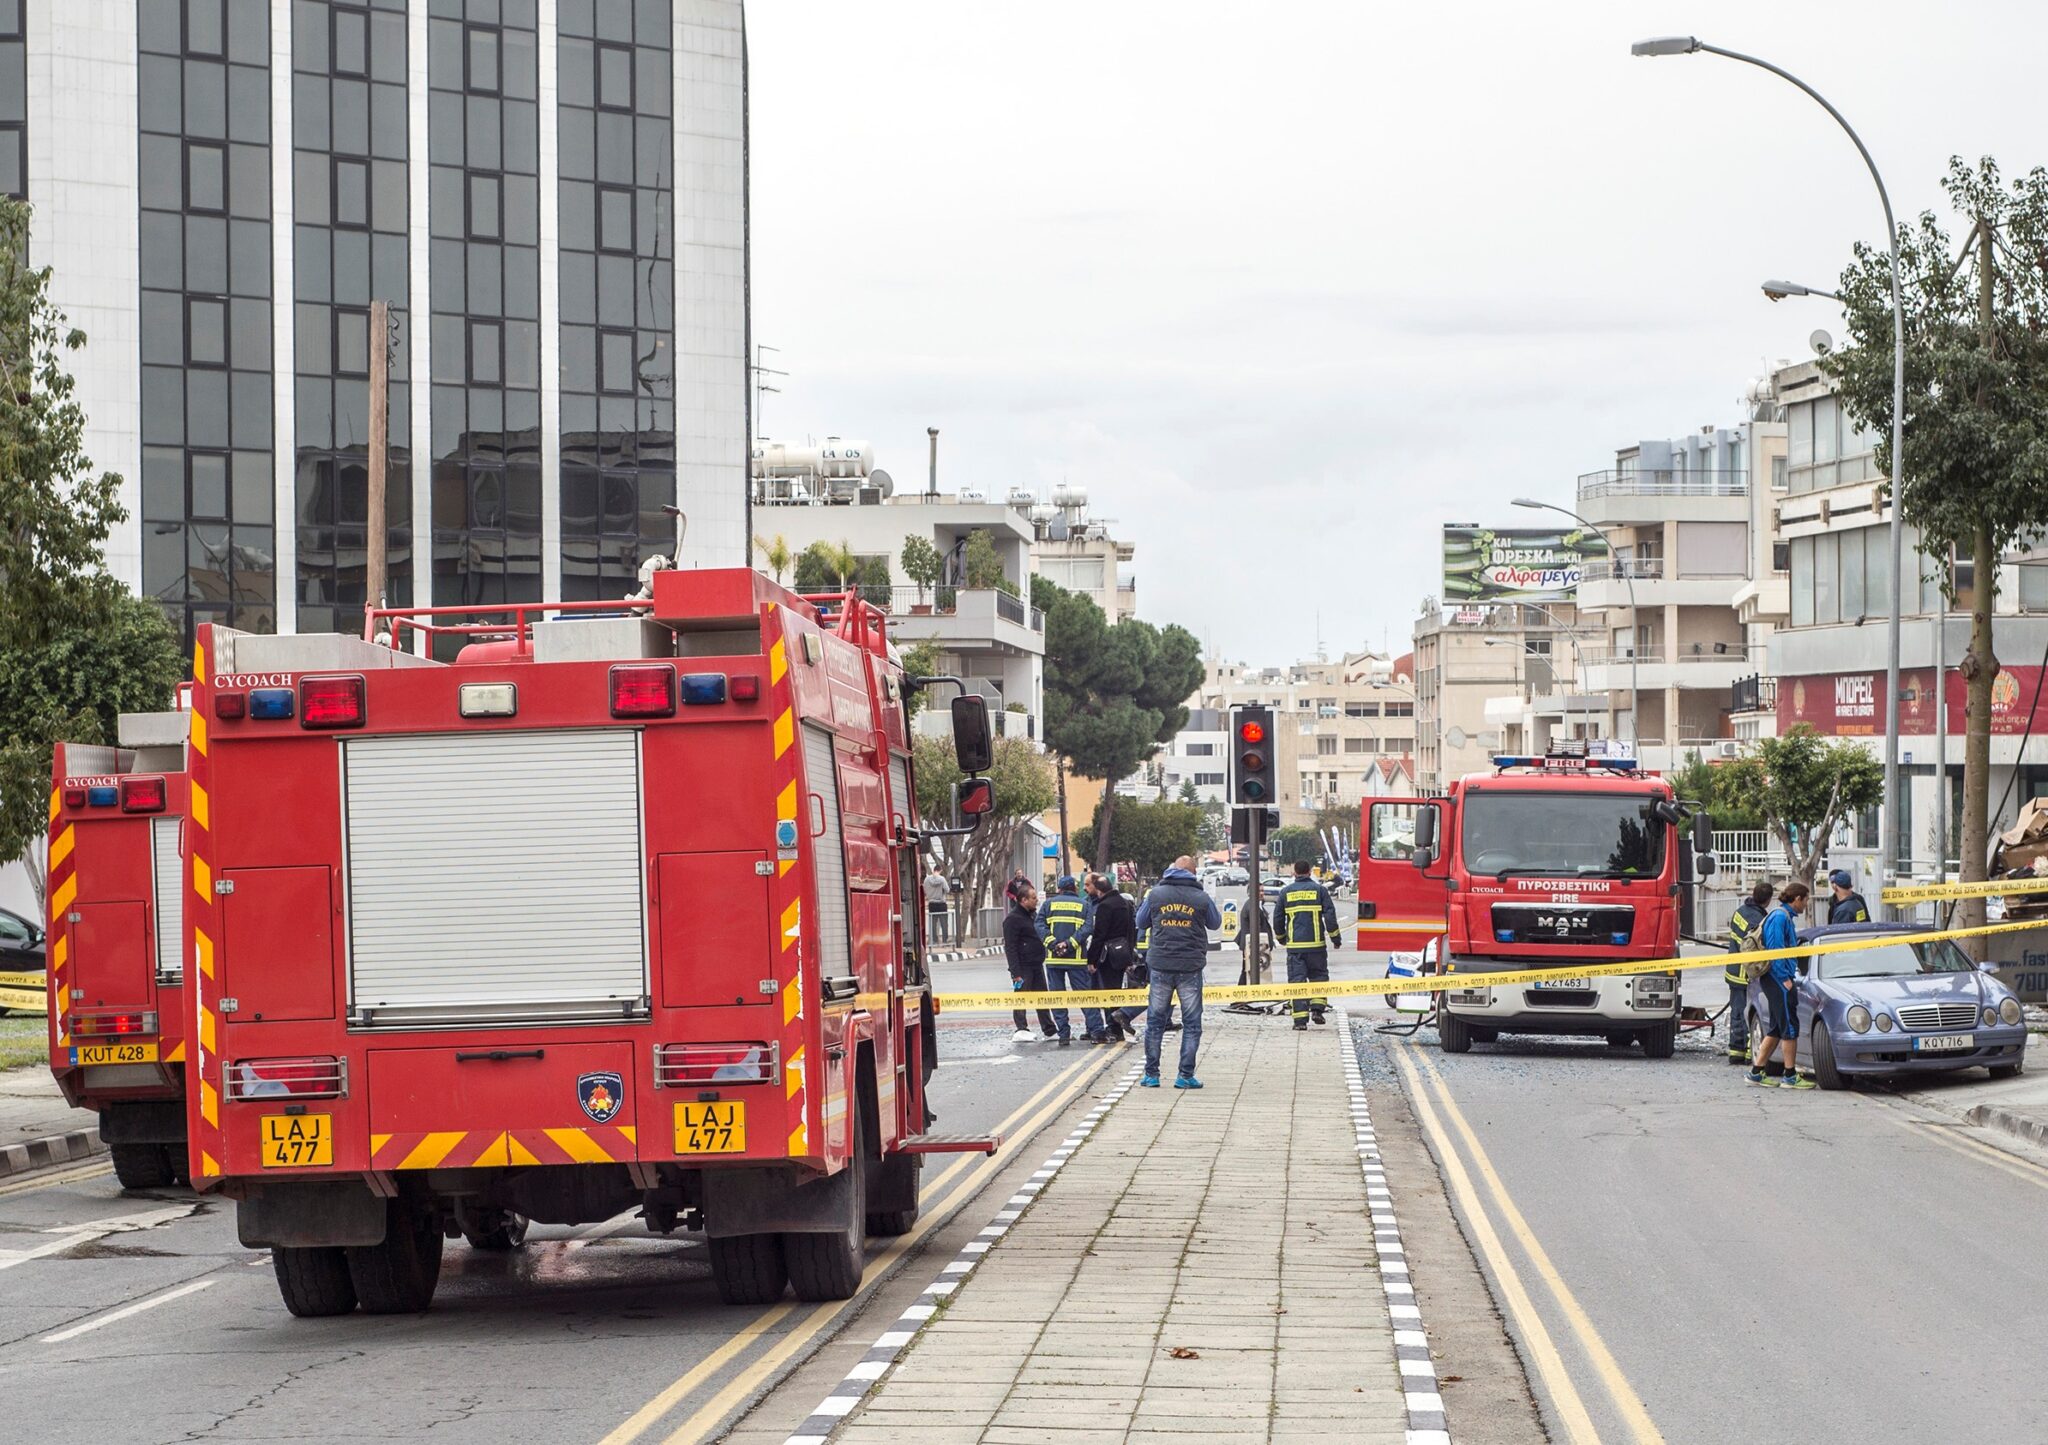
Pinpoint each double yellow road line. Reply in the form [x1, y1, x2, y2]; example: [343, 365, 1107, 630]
[598, 1045, 1115, 1445]
[1391, 1043, 1663, 1445]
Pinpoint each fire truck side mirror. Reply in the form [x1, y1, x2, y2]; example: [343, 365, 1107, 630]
[1410, 806, 1437, 870]
[956, 776, 994, 820]
[1691, 811, 1714, 857]
[951, 695, 994, 774]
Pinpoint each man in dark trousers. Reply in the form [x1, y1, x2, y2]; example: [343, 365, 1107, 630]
[1085, 872, 1141, 1043]
[1724, 879, 1774, 1063]
[1273, 860, 1341, 1029]
[1003, 879, 1058, 1044]
[1827, 869, 1871, 924]
[1136, 855, 1221, 1089]
[1036, 874, 1101, 1044]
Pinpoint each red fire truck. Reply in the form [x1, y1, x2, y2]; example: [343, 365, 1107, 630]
[182, 569, 997, 1316]
[1357, 751, 1712, 1057]
[47, 705, 194, 1188]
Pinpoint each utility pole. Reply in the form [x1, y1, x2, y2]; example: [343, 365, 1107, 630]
[1246, 807, 1266, 986]
[1055, 752, 1071, 881]
[752, 344, 785, 440]
[366, 299, 389, 621]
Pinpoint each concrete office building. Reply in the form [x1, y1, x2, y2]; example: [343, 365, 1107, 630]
[19, 0, 749, 646]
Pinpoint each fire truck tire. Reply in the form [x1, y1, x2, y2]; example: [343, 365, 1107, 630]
[1640, 1019, 1678, 1059]
[110, 1141, 175, 1190]
[866, 1152, 922, 1237]
[166, 1147, 192, 1187]
[1436, 1011, 1474, 1054]
[462, 1210, 530, 1251]
[346, 1204, 444, 1313]
[707, 1233, 788, 1306]
[785, 1111, 868, 1301]
[271, 1246, 358, 1317]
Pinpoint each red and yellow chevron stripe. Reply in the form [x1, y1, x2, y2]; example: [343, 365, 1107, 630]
[369, 1125, 640, 1170]
[185, 635, 225, 1184]
[767, 606, 812, 1161]
[46, 781, 73, 1050]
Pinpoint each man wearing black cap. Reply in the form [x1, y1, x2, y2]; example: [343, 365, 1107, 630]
[1827, 869, 1871, 924]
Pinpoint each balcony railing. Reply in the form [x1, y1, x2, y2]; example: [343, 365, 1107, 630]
[883, 584, 1040, 630]
[1731, 673, 1777, 713]
[1579, 644, 1763, 667]
[1580, 558, 1665, 581]
[1576, 469, 1748, 499]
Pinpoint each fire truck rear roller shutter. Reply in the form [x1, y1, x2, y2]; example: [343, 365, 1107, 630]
[888, 754, 911, 833]
[343, 730, 648, 1025]
[802, 725, 852, 979]
[153, 816, 184, 982]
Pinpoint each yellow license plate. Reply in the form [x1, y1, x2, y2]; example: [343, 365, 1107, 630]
[260, 1114, 333, 1169]
[674, 1101, 746, 1155]
[75, 1041, 158, 1066]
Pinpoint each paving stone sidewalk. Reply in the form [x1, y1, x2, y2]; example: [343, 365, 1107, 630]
[833, 1014, 1409, 1444]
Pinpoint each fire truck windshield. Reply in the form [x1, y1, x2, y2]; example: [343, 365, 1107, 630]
[1462, 791, 1666, 879]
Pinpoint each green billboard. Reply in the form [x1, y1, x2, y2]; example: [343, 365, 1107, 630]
[1441, 524, 1611, 604]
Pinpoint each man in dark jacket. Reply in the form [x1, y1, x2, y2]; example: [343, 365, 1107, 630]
[1724, 879, 1773, 1063]
[1136, 856, 1221, 1088]
[1273, 860, 1341, 1029]
[1827, 869, 1871, 924]
[1003, 879, 1058, 1044]
[1086, 873, 1141, 1043]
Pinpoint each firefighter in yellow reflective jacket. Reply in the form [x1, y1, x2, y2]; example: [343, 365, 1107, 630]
[1036, 875, 1101, 1043]
[1724, 880, 1773, 1063]
[1272, 860, 1341, 1029]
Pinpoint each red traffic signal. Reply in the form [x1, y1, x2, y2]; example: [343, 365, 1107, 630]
[1230, 704, 1276, 806]
[1239, 719, 1266, 744]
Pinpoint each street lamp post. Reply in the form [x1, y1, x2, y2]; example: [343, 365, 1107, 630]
[1636, 33, 1909, 891]
[1513, 497, 1637, 748]
[1484, 637, 1588, 746]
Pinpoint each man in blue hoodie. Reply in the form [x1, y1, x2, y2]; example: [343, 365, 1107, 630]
[1135, 855, 1222, 1089]
[1747, 881, 1817, 1089]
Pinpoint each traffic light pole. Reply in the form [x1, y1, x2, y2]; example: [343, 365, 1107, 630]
[1246, 805, 1266, 986]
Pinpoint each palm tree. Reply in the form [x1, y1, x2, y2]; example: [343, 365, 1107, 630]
[753, 533, 792, 583]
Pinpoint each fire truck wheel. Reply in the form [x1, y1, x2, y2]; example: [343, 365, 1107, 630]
[346, 1203, 444, 1313]
[866, 1152, 923, 1237]
[1640, 1019, 1678, 1059]
[785, 1111, 869, 1301]
[462, 1210, 530, 1251]
[110, 1141, 175, 1190]
[707, 1232, 789, 1306]
[271, 1246, 358, 1317]
[166, 1147, 192, 1187]
[1436, 1010, 1474, 1054]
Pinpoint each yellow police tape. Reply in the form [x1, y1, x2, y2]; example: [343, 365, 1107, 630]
[0, 969, 45, 1014]
[1882, 875, 2048, 905]
[934, 916, 2048, 1012]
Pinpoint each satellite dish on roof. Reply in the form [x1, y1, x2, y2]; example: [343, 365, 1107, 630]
[1809, 328, 1834, 356]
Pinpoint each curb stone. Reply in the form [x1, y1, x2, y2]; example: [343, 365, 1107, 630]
[780, 1061, 1145, 1445]
[0, 1129, 102, 1180]
[1964, 1102, 2048, 1150]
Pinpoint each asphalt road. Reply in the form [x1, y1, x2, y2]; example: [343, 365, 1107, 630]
[0, 1015, 1120, 1445]
[1383, 1009, 2048, 1445]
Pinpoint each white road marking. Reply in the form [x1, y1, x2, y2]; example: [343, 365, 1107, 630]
[42, 1279, 215, 1344]
[0, 1202, 201, 1271]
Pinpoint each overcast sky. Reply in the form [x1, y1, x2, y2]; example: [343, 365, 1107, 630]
[746, 1, 2043, 662]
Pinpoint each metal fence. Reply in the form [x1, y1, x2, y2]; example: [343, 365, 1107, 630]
[1576, 469, 1748, 498]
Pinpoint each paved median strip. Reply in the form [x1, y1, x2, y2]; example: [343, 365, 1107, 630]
[780, 1062, 1147, 1445]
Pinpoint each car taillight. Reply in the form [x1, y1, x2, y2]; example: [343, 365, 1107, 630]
[300, 675, 366, 729]
[214, 691, 247, 719]
[62, 785, 88, 808]
[226, 1057, 349, 1100]
[73, 1011, 156, 1037]
[611, 664, 676, 718]
[655, 1041, 779, 1086]
[121, 776, 167, 813]
[729, 673, 760, 702]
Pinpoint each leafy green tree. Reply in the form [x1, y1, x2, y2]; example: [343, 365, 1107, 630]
[1176, 780, 1199, 805]
[0, 196, 181, 898]
[1717, 726, 1886, 884]
[912, 733, 1055, 934]
[961, 529, 1014, 594]
[1667, 751, 1763, 834]
[1829, 157, 2048, 929]
[1270, 826, 1322, 866]
[853, 553, 892, 608]
[752, 533, 793, 584]
[1198, 797, 1229, 855]
[899, 641, 942, 722]
[900, 534, 943, 604]
[1071, 796, 1201, 880]
[790, 536, 856, 589]
[1036, 577, 1204, 869]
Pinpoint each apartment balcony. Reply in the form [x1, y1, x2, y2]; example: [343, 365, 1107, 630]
[1578, 643, 1762, 695]
[1577, 557, 1749, 610]
[1730, 673, 1777, 715]
[882, 585, 1045, 658]
[1571, 469, 1750, 527]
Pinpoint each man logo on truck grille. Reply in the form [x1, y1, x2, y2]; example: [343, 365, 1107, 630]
[578, 1071, 625, 1123]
